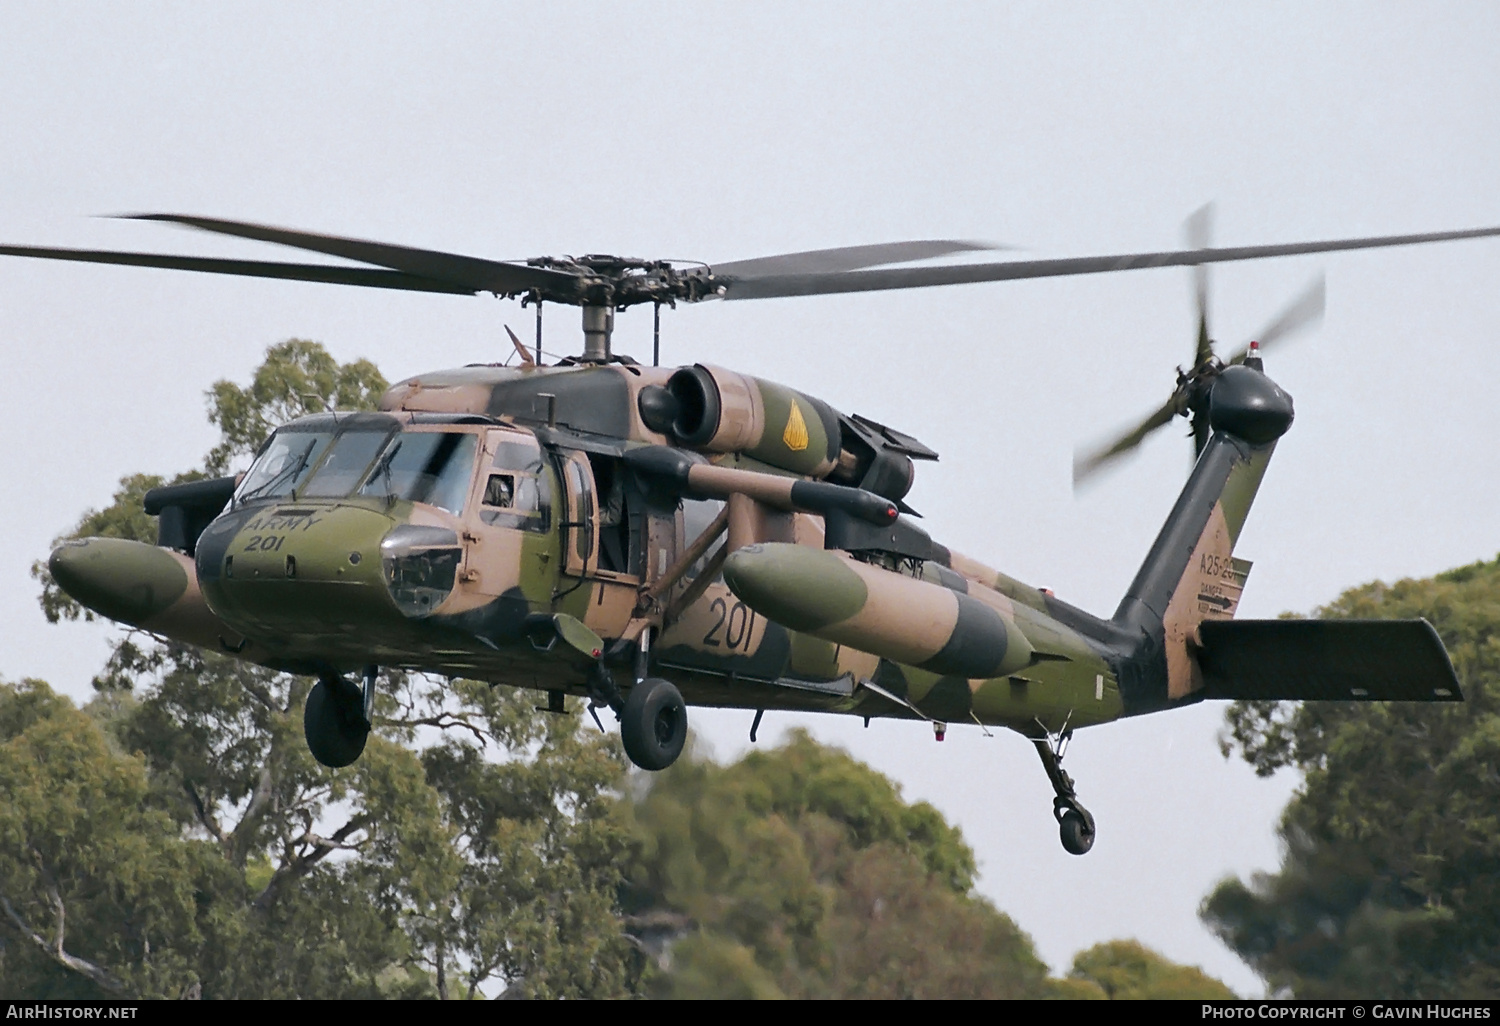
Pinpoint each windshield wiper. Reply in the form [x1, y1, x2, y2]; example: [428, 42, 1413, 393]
[369, 440, 403, 506]
[236, 442, 315, 506]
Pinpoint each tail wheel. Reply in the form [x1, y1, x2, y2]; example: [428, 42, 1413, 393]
[305, 677, 370, 768]
[1059, 809, 1095, 856]
[620, 677, 687, 771]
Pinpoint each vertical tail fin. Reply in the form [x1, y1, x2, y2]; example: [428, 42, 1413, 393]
[1112, 362, 1294, 707]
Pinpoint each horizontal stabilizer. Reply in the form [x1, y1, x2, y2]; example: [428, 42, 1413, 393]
[1195, 619, 1462, 702]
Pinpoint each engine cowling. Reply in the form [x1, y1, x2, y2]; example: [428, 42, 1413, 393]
[641, 363, 842, 478]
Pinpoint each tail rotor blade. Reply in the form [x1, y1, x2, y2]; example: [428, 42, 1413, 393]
[1073, 396, 1182, 488]
[1184, 204, 1215, 366]
[1228, 274, 1326, 364]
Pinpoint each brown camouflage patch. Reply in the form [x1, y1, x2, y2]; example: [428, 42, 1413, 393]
[1161, 501, 1234, 699]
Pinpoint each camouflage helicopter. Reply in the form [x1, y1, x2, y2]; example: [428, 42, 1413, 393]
[9, 212, 1493, 855]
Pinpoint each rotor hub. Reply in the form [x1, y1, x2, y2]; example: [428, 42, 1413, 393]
[523, 254, 715, 309]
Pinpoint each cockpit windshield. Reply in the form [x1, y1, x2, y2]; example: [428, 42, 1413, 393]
[301, 429, 395, 498]
[235, 430, 334, 503]
[358, 431, 478, 515]
[236, 421, 479, 515]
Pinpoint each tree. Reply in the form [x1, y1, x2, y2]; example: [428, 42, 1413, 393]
[0, 679, 205, 998]
[203, 338, 387, 476]
[620, 730, 1056, 999]
[1065, 940, 1235, 999]
[1205, 556, 1500, 998]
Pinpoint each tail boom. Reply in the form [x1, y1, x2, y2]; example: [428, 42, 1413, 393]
[1109, 363, 1294, 713]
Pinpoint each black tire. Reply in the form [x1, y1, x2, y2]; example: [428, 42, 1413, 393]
[1059, 810, 1095, 856]
[304, 678, 370, 768]
[620, 677, 687, 771]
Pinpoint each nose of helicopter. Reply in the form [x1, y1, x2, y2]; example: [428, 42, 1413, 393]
[49, 536, 191, 626]
[194, 502, 409, 631]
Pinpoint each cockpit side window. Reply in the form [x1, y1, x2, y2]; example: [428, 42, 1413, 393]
[493, 439, 543, 474]
[483, 474, 515, 508]
[479, 432, 551, 533]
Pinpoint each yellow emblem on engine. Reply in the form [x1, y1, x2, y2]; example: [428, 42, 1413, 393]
[783, 402, 809, 451]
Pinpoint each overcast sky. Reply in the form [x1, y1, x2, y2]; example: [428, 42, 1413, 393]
[3, 3, 1498, 995]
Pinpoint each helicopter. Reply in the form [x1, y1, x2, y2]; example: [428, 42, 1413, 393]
[11, 211, 1489, 855]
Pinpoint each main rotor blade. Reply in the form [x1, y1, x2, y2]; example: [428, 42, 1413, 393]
[0, 244, 475, 294]
[1184, 204, 1215, 366]
[1073, 396, 1180, 487]
[709, 240, 998, 278]
[121, 214, 579, 296]
[718, 225, 1500, 300]
[1228, 274, 1326, 363]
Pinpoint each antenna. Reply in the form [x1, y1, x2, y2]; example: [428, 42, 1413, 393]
[533, 292, 543, 365]
[504, 325, 535, 368]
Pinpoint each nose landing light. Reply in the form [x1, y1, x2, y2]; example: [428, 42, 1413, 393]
[380, 525, 462, 617]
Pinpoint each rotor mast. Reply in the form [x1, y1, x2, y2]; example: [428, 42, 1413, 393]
[581, 304, 614, 362]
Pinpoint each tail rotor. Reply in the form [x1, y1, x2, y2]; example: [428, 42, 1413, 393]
[1072, 205, 1326, 488]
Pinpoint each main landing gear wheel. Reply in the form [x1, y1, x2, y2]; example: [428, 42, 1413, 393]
[305, 675, 370, 768]
[620, 677, 687, 771]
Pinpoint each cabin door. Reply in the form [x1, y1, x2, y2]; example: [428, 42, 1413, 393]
[555, 449, 598, 579]
[556, 447, 675, 585]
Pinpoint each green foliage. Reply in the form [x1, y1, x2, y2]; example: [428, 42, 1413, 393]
[1067, 940, 1235, 999]
[622, 730, 1052, 999]
[204, 339, 386, 475]
[2, 645, 635, 999]
[1207, 555, 1500, 998]
[0, 679, 205, 998]
[407, 683, 637, 999]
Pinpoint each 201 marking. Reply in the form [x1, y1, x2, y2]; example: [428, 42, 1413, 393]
[704, 596, 756, 652]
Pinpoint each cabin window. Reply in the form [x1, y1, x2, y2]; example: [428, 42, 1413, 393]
[681, 497, 726, 581]
[493, 439, 543, 473]
[563, 458, 595, 563]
